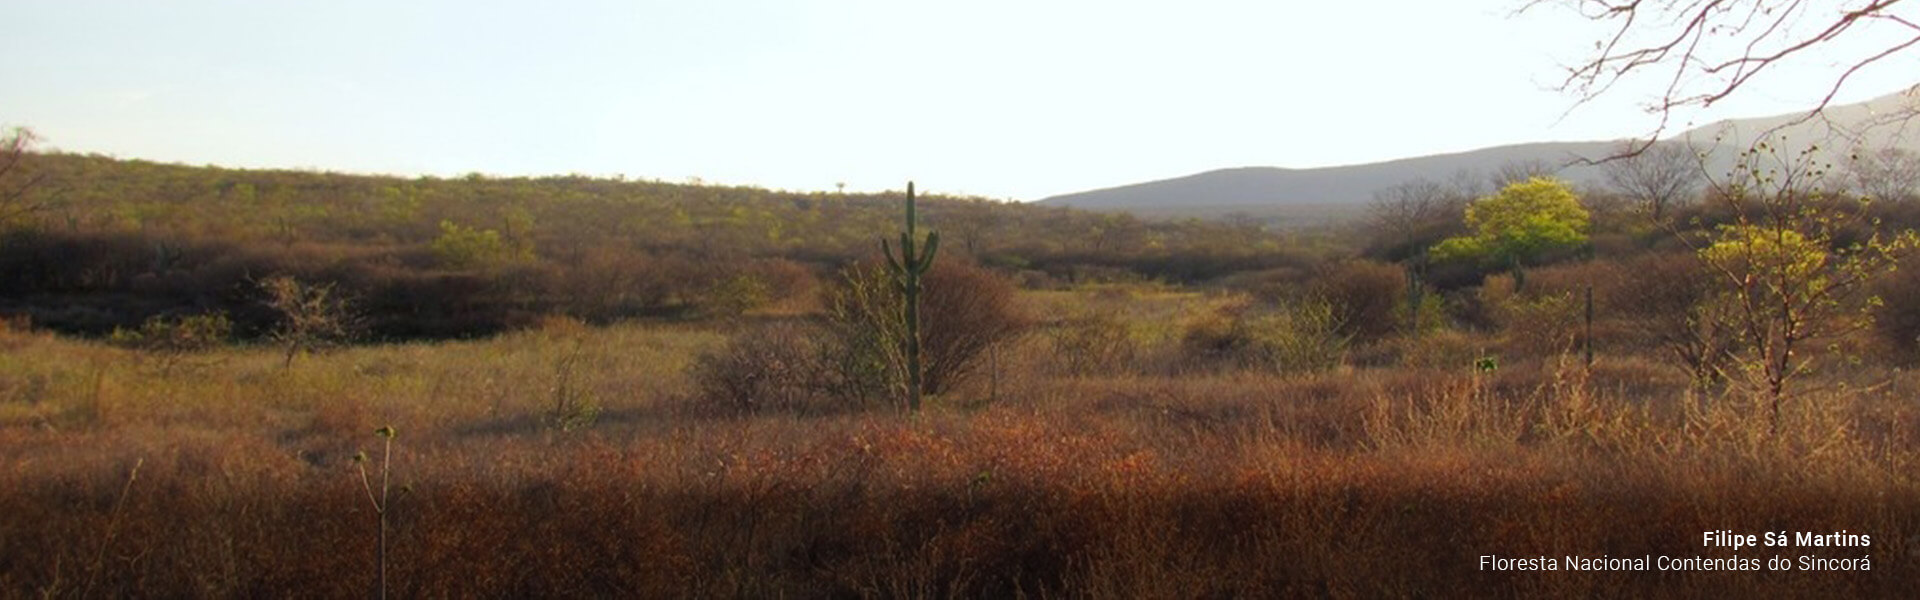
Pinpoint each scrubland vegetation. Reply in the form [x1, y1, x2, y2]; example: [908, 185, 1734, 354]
[4, 136, 1920, 596]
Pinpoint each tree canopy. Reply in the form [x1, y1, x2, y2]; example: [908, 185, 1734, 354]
[1431, 177, 1590, 266]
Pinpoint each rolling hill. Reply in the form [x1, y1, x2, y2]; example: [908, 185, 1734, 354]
[1037, 90, 1920, 222]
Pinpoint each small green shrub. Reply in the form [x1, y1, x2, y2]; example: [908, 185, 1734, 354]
[697, 273, 771, 319]
[108, 313, 232, 374]
[430, 220, 514, 269]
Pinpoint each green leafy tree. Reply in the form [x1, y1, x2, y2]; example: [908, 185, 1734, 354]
[429, 220, 513, 269]
[1432, 177, 1590, 275]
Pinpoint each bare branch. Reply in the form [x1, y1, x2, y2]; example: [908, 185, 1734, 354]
[1531, 0, 1920, 144]
[0, 127, 53, 227]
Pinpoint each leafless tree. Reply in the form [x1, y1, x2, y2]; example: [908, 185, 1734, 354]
[1446, 168, 1490, 201]
[1367, 178, 1476, 260]
[1847, 146, 1920, 201]
[1527, 0, 1920, 148]
[1, 127, 52, 227]
[1369, 179, 1451, 246]
[939, 199, 1005, 256]
[1603, 140, 1704, 220]
[1491, 159, 1559, 189]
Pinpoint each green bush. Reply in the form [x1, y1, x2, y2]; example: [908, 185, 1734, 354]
[110, 313, 231, 353]
[430, 220, 514, 269]
[697, 274, 771, 319]
[109, 313, 232, 374]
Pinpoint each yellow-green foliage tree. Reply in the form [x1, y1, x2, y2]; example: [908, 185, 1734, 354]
[1693, 143, 1919, 434]
[1432, 177, 1590, 272]
[430, 220, 515, 269]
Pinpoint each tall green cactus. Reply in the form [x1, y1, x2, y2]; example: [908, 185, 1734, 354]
[883, 182, 939, 411]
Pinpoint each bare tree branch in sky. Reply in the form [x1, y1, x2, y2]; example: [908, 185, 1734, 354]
[1526, 0, 1920, 151]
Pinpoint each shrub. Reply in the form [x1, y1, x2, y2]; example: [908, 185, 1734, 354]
[918, 261, 1029, 395]
[1046, 310, 1138, 376]
[687, 321, 851, 416]
[1181, 299, 1349, 373]
[1352, 328, 1486, 369]
[1475, 274, 1580, 358]
[0, 312, 29, 334]
[696, 273, 770, 320]
[260, 275, 355, 369]
[109, 312, 232, 374]
[1603, 252, 1736, 385]
[1872, 262, 1920, 364]
[747, 258, 821, 313]
[825, 260, 1028, 404]
[1498, 291, 1581, 358]
[544, 343, 600, 431]
[1310, 260, 1406, 342]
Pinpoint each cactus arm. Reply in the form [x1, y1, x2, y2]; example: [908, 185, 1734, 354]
[918, 231, 940, 271]
[883, 238, 903, 273]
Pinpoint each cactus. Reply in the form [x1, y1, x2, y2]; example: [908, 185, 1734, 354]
[882, 182, 939, 411]
[1405, 256, 1425, 337]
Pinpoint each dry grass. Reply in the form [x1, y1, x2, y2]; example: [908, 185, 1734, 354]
[1, 300, 1914, 597]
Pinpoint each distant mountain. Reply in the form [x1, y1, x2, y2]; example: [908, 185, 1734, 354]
[1038, 90, 1919, 221]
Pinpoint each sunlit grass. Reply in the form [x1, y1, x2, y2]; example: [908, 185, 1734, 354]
[0, 293, 1913, 596]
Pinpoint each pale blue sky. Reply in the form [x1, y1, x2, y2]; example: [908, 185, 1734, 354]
[3, 1, 1912, 199]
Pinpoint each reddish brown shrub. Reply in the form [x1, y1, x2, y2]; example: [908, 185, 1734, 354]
[1872, 263, 1920, 364]
[827, 259, 1029, 402]
[919, 261, 1030, 395]
[1311, 259, 1406, 342]
[688, 321, 854, 416]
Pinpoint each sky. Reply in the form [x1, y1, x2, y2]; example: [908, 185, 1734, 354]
[3, 0, 1914, 200]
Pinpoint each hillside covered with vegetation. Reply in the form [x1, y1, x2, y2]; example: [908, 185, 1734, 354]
[4, 134, 1920, 596]
[2, 151, 1343, 339]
